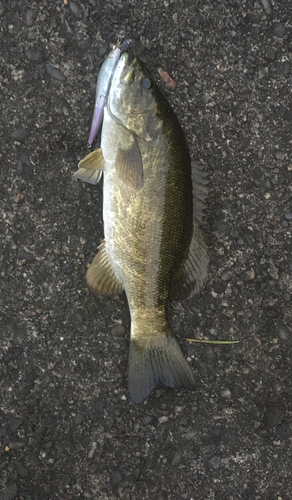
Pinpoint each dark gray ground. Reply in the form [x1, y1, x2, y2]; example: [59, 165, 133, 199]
[1, 0, 292, 498]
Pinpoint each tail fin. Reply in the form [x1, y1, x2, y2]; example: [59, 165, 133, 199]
[128, 336, 195, 406]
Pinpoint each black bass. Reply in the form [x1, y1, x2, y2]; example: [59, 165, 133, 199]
[74, 43, 208, 405]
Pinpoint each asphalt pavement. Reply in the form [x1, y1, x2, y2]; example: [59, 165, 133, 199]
[1, 1, 292, 499]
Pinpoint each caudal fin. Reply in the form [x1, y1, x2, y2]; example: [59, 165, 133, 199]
[128, 336, 195, 405]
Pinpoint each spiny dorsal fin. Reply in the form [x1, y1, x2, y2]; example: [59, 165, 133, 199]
[170, 224, 208, 301]
[169, 162, 209, 300]
[116, 137, 144, 189]
[74, 148, 104, 185]
[86, 240, 123, 295]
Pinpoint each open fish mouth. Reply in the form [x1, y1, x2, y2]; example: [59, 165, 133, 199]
[88, 39, 131, 145]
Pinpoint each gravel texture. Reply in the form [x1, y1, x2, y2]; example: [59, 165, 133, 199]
[1, 0, 292, 499]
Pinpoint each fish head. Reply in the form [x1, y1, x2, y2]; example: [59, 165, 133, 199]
[108, 53, 163, 141]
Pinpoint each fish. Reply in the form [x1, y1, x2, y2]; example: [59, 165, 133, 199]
[74, 43, 208, 405]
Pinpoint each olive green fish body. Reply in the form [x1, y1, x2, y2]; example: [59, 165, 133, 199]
[102, 107, 192, 313]
[74, 50, 208, 405]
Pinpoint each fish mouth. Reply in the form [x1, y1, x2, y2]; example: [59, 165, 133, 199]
[110, 52, 131, 87]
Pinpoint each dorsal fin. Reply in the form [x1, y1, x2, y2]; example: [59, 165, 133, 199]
[170, 162, 209, 300]
[191, 161, 208, 222]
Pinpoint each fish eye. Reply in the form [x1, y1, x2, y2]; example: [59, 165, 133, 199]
[141, 77, 152, 89]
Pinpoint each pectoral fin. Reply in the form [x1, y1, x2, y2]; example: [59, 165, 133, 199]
[74, 148, 104, 185]
[86, 240, 124, 295]
[116, 137, 144, 189]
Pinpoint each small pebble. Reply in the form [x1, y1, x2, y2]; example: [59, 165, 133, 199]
[171, 450, 183, 466]
[239, 136, 250, 151]
[46, 65, 66, 82]
[110, 470, 122, 487]
[208, 456, 221, 469]
[91, 396, 104, 414]
[271, 23, 286, 38]
[278, 325, 290, 341]
[157, 491, 168, 500]
[268, 266, 278, 280]
[202, 345, 216, 363]
[245, 269, 255, 281]
[25, 9, 37, 27]
[284, 212, 292, 221]
[13, 460, 28, 478]
[279, 61, 291, 78]
[213, 280, 226, 294]
[70, 1, 84, 19]
[98, 45, 108, 57]
[17, 249, 34, 263]
[2, 483, 17, 500]
[266, 47, 276, 60]
[75, 313, 83, 323]
[252, 166, 262, 181]
[246, 12, 261, 24]
[8, 417, 23, 431]
[261, 0, 271, 14]
[193, 15, 201, 28]
[111, 324, 125, 336]
[264, 307, 280, 319]
[25, 48, 42, 63]
[11, 129, 31, 142]
[221, 388, 231, 399]
[6, 346, 23, 360]
[207, 158, 216, 170]
[143, 415, 158, 426]
[262, 400, 286, 429]
[19, 155, 34, 180]
[182, 430, 197, 440]
[277, 421, 292, 440]
[221, 270, 234, 281]
[74, 413, 84, 424]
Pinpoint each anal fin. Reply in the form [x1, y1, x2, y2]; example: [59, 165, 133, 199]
[86, 240, 123, 295]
